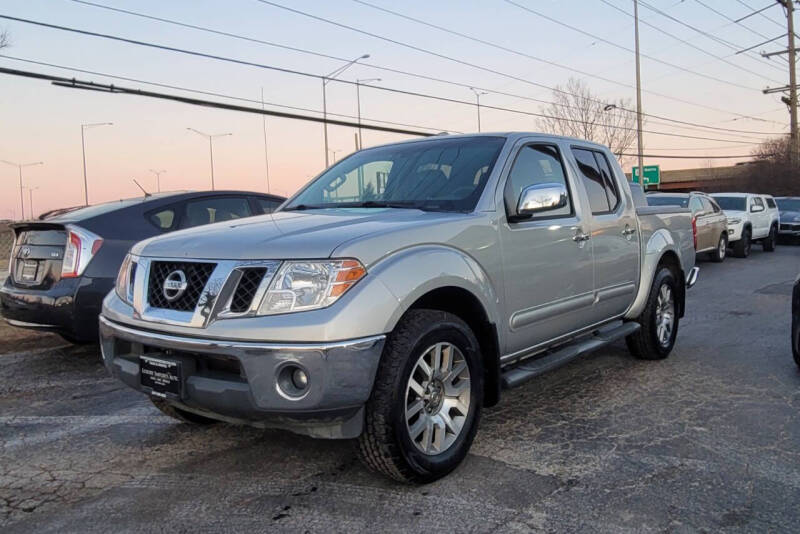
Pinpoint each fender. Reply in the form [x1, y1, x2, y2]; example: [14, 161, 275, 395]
[369, 244, 502, 334]
[625, 228, 683, 320]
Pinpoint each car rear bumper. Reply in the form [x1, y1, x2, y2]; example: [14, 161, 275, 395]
[98, 315, 386, 438]
[0, 276, 110, 341]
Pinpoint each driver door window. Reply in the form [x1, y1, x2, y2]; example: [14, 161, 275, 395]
[505, 144, 572, 218]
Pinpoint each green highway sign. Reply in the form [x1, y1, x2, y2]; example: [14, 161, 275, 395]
[632, 165, 661, 186]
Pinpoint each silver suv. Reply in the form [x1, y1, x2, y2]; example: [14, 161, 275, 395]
[101, 133, 696, 482]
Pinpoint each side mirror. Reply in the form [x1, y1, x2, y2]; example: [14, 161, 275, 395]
[751, 204, 765, 213]
[517, 183, 568, 216]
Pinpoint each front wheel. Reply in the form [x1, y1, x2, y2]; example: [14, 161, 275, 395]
[762, 225, 777, 252]
[710, 233, 727, 263]
[626, 266, 680, 360]
[357, 309, 483, 483]
[732, 228, 751, 258]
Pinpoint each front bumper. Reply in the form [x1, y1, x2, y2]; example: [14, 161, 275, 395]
[779, 222, 800, 237]
[727, 222, 743, 242]
[99, 316, 386, 439]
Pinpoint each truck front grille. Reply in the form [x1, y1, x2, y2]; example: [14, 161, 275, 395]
[147, 261, 216, 311]
[229, 267, 267, 313]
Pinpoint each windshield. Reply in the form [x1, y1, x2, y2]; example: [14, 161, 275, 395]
[777, 198, 800, 211]
[712, 196, 746, 212]
[647, 196, 688, 208]
[284, 137, 506, 212]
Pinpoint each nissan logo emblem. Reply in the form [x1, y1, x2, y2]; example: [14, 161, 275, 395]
[162, 270, 188, 302]
[21, 247, 31, 258]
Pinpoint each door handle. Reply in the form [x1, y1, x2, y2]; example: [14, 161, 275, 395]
[622, 226, 636, 237]
[573, 231, 591, 242]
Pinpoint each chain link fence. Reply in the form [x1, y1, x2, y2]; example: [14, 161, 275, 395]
[0, 222, 14, 274]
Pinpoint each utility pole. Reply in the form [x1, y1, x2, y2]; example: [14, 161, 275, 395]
[762, 1, 798, 164]
[633, 0, 645, 182]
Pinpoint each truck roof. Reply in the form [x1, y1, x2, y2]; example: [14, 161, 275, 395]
[359, 132, 610, 152]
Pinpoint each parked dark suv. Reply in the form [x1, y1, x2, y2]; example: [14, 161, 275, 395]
[1, 190, 284, 342]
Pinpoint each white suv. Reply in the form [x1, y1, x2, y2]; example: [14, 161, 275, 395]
[711, 193, 780, 257]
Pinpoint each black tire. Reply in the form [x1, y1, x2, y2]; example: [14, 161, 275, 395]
[762, 225, 777, 252]
[709, 233, 727, 263]
[626, 266, 680, 360]
[732, 227, 752, 258]
[150, 398, 218, 425]
[357, 309, 483, 483]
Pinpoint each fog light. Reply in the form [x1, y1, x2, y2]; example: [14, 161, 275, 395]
[276, 364, 310, 399]
[292, 368, 308, 389]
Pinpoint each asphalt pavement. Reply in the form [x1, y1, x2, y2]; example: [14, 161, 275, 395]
[1, 245, 799, 532]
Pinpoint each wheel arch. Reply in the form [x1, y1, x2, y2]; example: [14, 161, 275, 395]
[625, 229, 687, 320]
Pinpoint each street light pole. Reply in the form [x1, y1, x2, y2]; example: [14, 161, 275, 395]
[187, 128, 232, 190]
[26, 186, 39, 219]
[81, 122, 113, 206]
[1, 160, 43, 220]
[356, 78, 381, 150]
[470, 87, 488, 132]
[149, 169, 166, 192]
[322, 54, 370, 167]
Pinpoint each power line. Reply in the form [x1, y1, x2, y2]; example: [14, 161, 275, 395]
[0, 15, 773, 143]
[598, 0, 785, 78]
[0, 65, 762, 160]
[0, 54, 456, 133]
[63, 0, 785, 137]
[734, 0, 786, 29]
[0, 55, 768, 151]
[499, 0, 762, 91]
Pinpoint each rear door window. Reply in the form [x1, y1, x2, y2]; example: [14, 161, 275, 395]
[179, 197, 252, 229]
[592, 151, 620, 211]
[765, 197, 776, 209]
[752, 197, 765, 211]
[571, 148, 610, 214]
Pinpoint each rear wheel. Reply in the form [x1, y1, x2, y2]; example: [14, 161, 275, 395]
[710, 233, 727, 263]
[732, 227, 752, 258]
[357, 309, 483, 483]
[626, 266, 679, 360]
[150, 398, 218, 425]
[762, 225, 777, 252]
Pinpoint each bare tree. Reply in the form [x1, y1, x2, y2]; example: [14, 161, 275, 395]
[0, 29, 9, 49]
[538, 78, 639, 161]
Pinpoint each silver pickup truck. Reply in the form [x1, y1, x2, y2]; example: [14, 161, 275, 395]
[100, 133, 697, 482]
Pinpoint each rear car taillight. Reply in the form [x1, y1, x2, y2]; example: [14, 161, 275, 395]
[691, 217, 698, 250]
[61, 225, 103, 279]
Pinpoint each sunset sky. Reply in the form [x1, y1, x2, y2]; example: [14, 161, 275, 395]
[0, 0, 791, 219]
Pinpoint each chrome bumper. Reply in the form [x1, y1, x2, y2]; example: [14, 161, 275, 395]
[99, 316, 386, 438]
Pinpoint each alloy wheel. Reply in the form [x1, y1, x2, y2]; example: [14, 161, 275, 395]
[404, 342, 471, 456]
[655, 283, 675, 347]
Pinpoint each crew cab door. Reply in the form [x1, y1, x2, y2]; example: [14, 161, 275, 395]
[750, 196, 768, 238]
[497, 141, 595, 355]
[569, 147, 639, 319]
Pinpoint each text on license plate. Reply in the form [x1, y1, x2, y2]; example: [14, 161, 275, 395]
[140, 355, 182, 398]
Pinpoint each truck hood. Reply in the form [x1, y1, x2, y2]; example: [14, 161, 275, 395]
[780, 209, 800, 222]
[132, 208, 470, 262]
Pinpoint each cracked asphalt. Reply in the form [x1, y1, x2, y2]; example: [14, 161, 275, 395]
[1, 246, 799, 533]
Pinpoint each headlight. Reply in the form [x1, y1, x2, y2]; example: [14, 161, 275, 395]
[727, 218, 742, 225]
[257, 259, 366, 315]
[115, 253, 136, 305]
